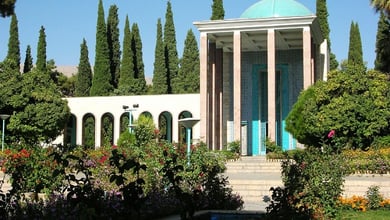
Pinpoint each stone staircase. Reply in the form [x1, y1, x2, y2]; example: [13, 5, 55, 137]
[223, 156, 283, 211]
[223, 156, 390, 212]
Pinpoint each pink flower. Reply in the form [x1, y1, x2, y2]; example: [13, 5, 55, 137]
[327, 130, 335, 138]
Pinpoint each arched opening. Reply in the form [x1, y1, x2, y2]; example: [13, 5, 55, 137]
[140, 111, 153, 119]
[101, 113, 114, 147]
[64, 114, 77, 147]
[120, 112, 130, 134]
[82, 113, 95, 149]
[158, 111, 172, 143]
[178, 111, 193, 144]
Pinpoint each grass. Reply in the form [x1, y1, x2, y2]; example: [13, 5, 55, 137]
[338, 210, 390, 220]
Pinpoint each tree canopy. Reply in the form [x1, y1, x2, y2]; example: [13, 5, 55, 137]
[347, 21, 364, 67]
[286, 65, 390, 150]
[6, 14, 20, 71]
[90, 0, 114, 96]
[0, 0, 16, 17]
[0, 61, 70, 144]
[375, 11, 390, 74]
[211, 0, 225, 20]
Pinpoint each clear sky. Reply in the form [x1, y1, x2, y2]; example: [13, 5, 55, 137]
[0, 0, 380, 77]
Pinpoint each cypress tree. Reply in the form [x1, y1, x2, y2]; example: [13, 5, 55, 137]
[211, 0, 225, 20]
[107, 4, 121, 89]
[316, 0, 338, 70]
[23, 45, 33, 73]
[75, 39, 93, 97]
[6, 14, 20, 71]
[117, 15, 135, 95]
[348, 21, 364, 67]
[177, 29, 200, 93]
[375, 12, 390, 73]
[36, 26, 47, 72]
[152, 18, 168, 94]
[131, 23, 147, 94]
[90, 0, 113, 96]
[164, 1, 179, 94]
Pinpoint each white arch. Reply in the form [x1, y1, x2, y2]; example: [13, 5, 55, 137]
[55, 94, 200, 148]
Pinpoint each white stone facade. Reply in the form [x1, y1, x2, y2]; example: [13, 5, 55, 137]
[53, 94, 200, 148]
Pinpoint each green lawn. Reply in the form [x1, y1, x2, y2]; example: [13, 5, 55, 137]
[338, 210, 390, 220]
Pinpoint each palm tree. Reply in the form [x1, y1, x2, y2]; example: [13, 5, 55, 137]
[371, 0, 390, 14]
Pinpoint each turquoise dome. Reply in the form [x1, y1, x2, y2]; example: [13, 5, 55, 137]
[240, 0, 313, 19]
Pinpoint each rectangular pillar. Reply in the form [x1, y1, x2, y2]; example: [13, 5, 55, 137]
[233, 31, 241, 142]
[215, 48, 223, 150]
[267, 29, 276, 141]
[199, 32, 208, 144]
[303, 26, 312, 89]
[209, 42, 216, 150]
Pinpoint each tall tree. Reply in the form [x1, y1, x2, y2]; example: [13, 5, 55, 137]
[131, 23, 147, 94]
[75, 39, 93, 97]
[164, 1, 179, 94]
[6, 14, 20, 71]
[117, 15, 135, 95]
[0, 0, 16, 17]
[371, 0, 390, 14]
[23, 45, 33, 73]
[210, 0, 225, 20]
[90, 0, 113, 96]
[107, 4, 121, 89]
[177, 29, 200, 93]
[347, 21, 364, 67]
[36, 26, 47, 72]
[152, 18, 168, 94]
[375, 12, 390, 73]
[316, 0, 338, 70]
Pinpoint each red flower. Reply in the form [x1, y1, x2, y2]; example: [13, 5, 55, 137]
[327, 130, 335, 138]
[99, 155, 108, 164]
[111, 145, 118, 149]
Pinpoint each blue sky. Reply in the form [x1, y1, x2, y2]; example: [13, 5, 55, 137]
[0, 0, 380, 77]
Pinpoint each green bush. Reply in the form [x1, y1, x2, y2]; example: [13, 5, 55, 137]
[267, 146, 347, 219]
[286, 66, 390, 150]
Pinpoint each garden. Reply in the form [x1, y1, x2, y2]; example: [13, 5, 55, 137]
[0, 64, 389, 219]
[0, 115, 244, 219]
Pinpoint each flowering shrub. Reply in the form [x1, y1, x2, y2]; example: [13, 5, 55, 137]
[339, 186, 390, 212]
[3, 146, 63, 194]
[342, 148, 390, 174]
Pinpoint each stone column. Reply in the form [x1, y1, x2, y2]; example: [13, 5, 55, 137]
[209, 42, 216, 150]
[199, 32, 208, 145]
[113, 114, 121, 146]
[267, 29, 276, 141]
[215, 48, 223, 150]
[95, 114, 101, 148]
[233, 31, 241, 142]
[303, 26, 312, 89]
[76, 114, 83, 146]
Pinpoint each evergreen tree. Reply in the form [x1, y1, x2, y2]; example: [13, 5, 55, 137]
[375, 12, 390, 73]
[117, 15, 135, 95]
[371, 0, 390, 14]
[90, 0, 113, 96]
[131, 23, 147, 94]
[152, 18, 168, 94]
[75, 39, 93, 97]
[177, 29, 200, 93]
[6, 14, 20, 71]
[23, 45, 33, 73]
[347, 21, 364, 67]
[0, 0, 16, 17]
[316, 0, 338, 70]
[107, 4, 121, 89]
[36, 26, 47, 72]
[210, 0, 225, 20]
[164, 1, 179, 94]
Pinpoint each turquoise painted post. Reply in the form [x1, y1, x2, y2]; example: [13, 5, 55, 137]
[186, 127, 191, 166]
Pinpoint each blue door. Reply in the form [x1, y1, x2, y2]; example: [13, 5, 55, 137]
[252, 64, 295, 155]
